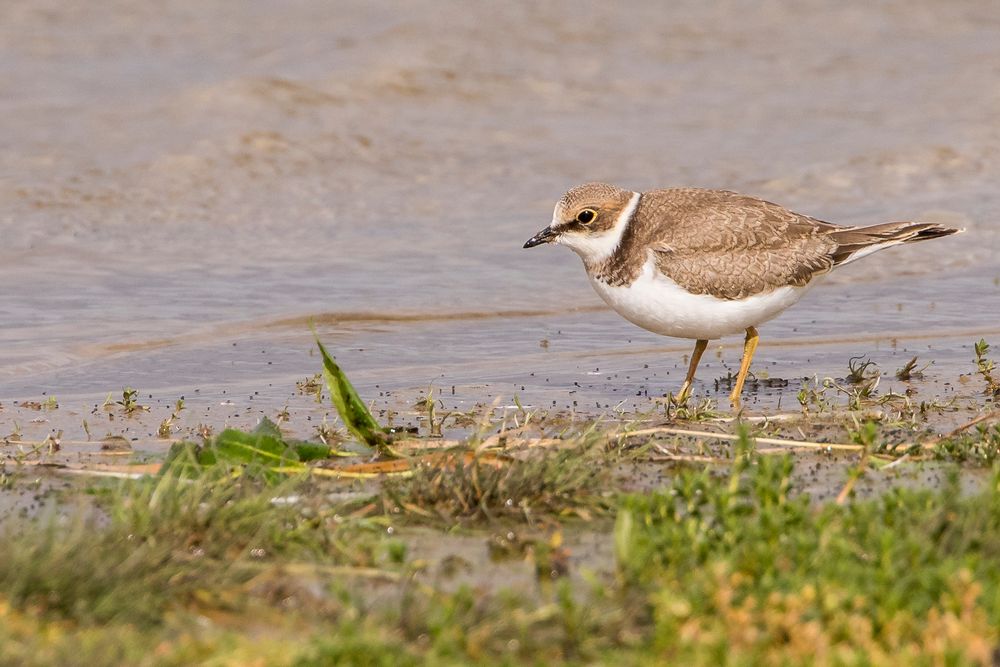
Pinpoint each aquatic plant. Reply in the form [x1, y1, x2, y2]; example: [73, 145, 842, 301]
[974, 338, 1000, 397]
[846, 355, 879, 384]
[894, 355, 925, 381]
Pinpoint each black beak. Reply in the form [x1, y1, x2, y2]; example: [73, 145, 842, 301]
[523, 226, 557, 249]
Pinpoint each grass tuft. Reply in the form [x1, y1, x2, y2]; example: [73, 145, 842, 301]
[934, 422, 1000, 464]
[379, 441, 612, 524]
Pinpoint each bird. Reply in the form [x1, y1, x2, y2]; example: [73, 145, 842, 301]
[523, 182, 961, 406]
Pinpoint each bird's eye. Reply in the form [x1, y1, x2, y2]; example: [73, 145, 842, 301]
[576, 209, 596, 224]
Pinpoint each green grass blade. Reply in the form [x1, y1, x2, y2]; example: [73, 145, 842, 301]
[315, 336, 389, 451]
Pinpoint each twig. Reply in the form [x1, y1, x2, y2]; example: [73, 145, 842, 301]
[648, 454, 728, 464]
[706, 413, 802, 424]
[880, 454, 911, 470]
[621, 426, 866, 451]
[308, 467, 413, 479]
[392, 436, 567, 451]
[6, 460, 161, 479]
[1, 438, 182, 447]
[836, 447, 871, 505]
[650, 442, 727, 464]
[922, 409, 1000, 449]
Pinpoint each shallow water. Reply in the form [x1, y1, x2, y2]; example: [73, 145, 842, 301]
[1, 0, 998, 432]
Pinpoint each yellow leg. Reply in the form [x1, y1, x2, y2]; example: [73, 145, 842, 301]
[677, 339, 708, 401]
[729, 327, 760, 406]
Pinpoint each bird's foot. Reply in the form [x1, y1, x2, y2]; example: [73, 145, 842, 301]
[728, 389, 742, 408]
[675, 382, 693, 405]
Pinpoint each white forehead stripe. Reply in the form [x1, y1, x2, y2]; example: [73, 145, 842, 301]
[557, 191, 641, 261]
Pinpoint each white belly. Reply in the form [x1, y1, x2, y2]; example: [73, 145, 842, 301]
[588, 258, 810, 340]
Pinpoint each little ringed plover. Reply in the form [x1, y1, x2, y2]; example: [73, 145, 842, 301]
[523, 182, 961, 406]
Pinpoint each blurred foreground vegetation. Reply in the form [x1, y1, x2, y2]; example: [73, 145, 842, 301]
[2, 429, 1000, 665]
[2, 340, 999, 665]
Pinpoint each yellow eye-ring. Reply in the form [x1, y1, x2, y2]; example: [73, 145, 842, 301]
[576, 209, 596, 224]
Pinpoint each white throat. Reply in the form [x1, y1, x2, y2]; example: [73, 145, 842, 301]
[556, 191, 641, 262]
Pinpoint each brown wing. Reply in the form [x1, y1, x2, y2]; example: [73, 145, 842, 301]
[640, 189, 840, 300]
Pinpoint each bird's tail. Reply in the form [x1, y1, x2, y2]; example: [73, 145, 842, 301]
[829, 221, 962, 267]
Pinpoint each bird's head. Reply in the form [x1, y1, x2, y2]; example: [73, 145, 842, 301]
[523, 183, 638, 261]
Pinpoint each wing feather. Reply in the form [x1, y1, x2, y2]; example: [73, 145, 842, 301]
[639, 189, 838, 300]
